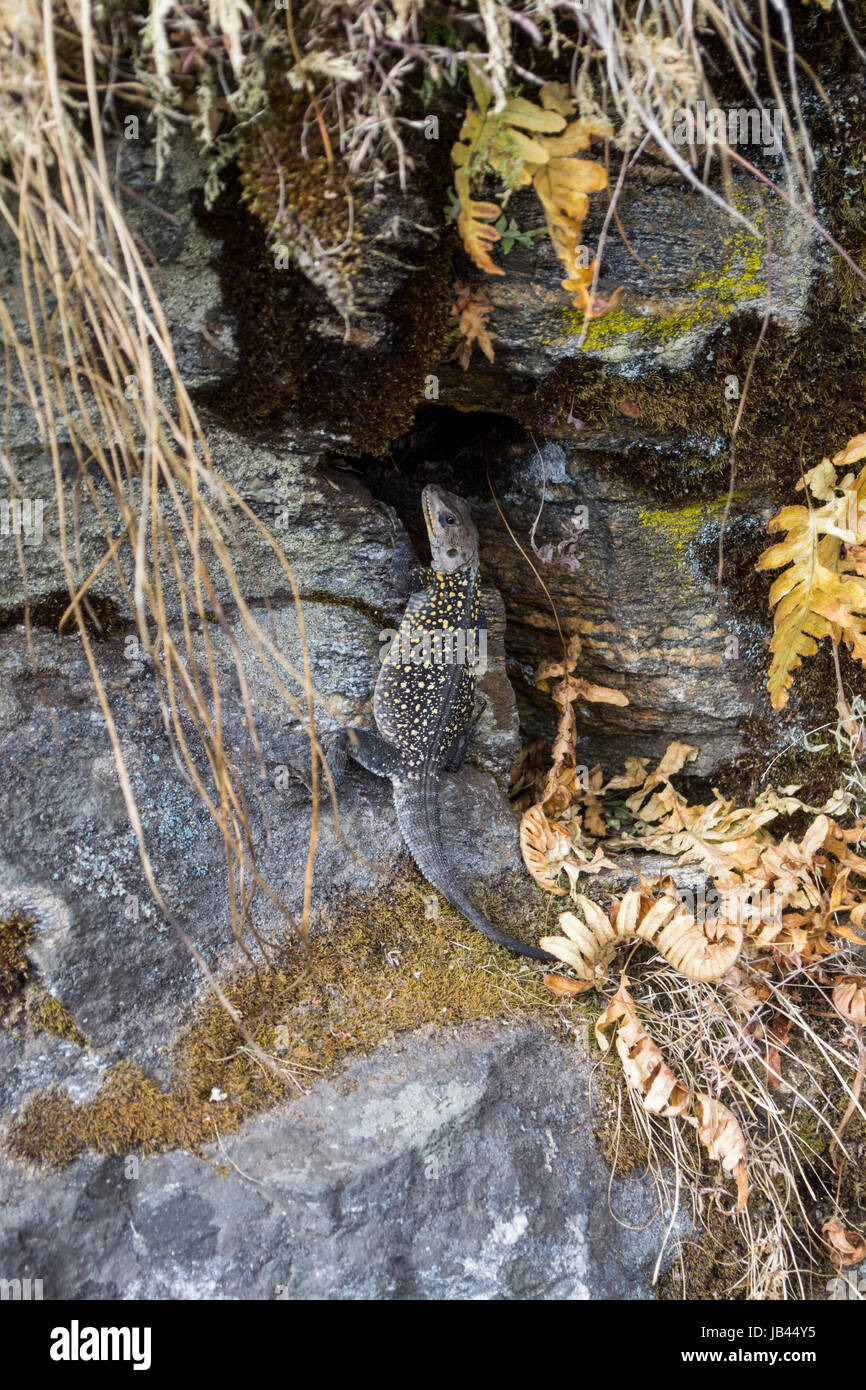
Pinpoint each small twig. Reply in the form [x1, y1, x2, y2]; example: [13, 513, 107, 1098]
[830, 1030, 865, 1172]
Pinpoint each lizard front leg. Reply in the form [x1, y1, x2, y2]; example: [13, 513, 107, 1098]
[282, 724, 403, 791]
[327, 726, 405, 783]
[378, 501, 431, 597]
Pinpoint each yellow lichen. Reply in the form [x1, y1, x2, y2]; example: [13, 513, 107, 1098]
[558, 199, 768, 354]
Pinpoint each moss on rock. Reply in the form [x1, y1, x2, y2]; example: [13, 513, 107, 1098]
[4, 872, 563, 1169]
[0, 911, 34, 997]
[25, 991, 86, 1047]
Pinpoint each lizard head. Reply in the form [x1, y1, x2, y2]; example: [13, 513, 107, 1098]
[421, 485, 479, 574]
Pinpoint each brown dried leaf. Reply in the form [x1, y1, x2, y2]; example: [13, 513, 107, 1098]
[595, 976, 691, 1117]
[833, 432, 866, 468]
[567, 676, 629, 707]
[822, 1217, 866, 1267]
[543, 972, 594, 997]
[451, 80, 611, 310]
[519, 804, 568, 895]
[832, 975, 866, 1024]
[451, 282, 495, 370]
[762, 1012, 791, 1089]
[693, 1094, 750, 1213]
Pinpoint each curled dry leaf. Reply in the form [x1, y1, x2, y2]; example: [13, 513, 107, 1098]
[539, 888, 743, 984]
[520, 804, 617, 894]
[451, 281, 495, 370]
[595, 976, 691, 1116]
[834, 432, 866, 468]
[822, 1217, 866, 1268]
[519, 804, 569, 896]
[581, 286, 623, 320]
[543, 972, 593, 997]
[832, 974, 866, 1024]
[693, 1094, 750, 1213]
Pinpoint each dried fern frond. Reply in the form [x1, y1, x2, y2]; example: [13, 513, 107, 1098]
[593, 975, 750, 1210]
[451, 71, 612, 312]
[691, 1094, 749, 1213]
[757, 437, 866, 710]
[595, 975, 692, 1116]
[540, 888, 743, 983]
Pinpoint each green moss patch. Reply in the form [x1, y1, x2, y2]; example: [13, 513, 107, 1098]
[657, 1228, 750, 1301]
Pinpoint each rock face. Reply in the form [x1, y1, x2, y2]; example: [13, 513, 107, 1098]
[0, 1023, 681, 1300]
[1, 41, 861, 1301]
[444, 170, 814, 389]
[0, 125, 833, 778]
[367, 430, 766, 775]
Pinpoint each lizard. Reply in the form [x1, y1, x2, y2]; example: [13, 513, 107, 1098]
[325, 484, 554, 962]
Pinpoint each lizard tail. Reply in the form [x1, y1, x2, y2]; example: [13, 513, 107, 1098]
[393, 777, 555, 963]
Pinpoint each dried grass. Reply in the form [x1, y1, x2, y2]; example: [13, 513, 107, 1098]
[0, 2, 342, 1070]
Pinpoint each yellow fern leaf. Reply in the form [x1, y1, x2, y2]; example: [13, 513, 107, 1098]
[450, 76, 609, 295]
[532, 156, 607, 231]
[757, 474, 866, 708]
[453, 165, 503, 276]
[541, 116, 613, 159]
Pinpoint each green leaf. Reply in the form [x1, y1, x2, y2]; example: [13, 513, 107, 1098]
[494, 214, 534, 254]
[444, 188, 461, 224]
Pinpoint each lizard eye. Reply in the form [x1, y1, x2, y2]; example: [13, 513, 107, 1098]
[441, 512, 456, 526]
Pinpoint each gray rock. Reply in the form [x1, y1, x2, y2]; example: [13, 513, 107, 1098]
[372, 437, 756, 774]
[450, 172, 814, 383]
[0, 80, 844, 1304]
[0, 1023, 684, 1300]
